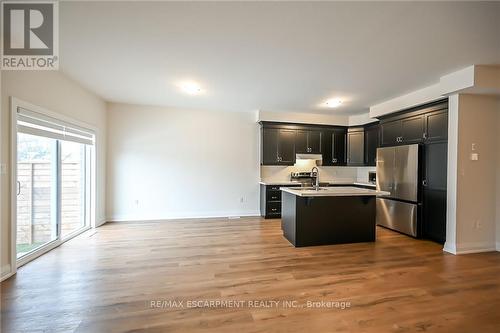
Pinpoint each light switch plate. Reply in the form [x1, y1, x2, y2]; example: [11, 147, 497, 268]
[470, 153, 479, 161]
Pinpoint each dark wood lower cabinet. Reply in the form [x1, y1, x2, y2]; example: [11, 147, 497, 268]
[281, 192, 376, 247]
[423, 189, 447, 244]
[422, 141, 448, 244]
[260, 184, 298, 218]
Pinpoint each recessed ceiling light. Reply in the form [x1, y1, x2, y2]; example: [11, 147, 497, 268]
[325, 98, 342, 108]
[178, 81, 204, 95]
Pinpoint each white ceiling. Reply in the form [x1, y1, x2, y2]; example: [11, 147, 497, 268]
[60, 1, 500, 115]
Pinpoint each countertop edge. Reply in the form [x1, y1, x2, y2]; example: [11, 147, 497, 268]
[280, 187, 389, 197]
[259, 180, 376, 188]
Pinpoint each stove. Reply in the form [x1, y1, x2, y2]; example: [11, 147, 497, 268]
[290, 171, 317, 187]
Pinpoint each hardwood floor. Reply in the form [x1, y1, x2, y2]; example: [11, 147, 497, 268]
[2, 217, 500, 333]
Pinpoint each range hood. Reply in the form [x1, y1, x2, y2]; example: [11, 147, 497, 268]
[295, 153, 323, 166]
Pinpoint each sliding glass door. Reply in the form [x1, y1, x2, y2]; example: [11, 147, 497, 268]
[60, 141, 89, 239]
[15, 106, 94, 263]
[16, 133, 58, 258]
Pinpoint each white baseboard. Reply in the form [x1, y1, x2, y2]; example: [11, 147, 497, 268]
[107, 212, 261, 223]
[1, 264, 14, 282]
[452, 241, 497, 255]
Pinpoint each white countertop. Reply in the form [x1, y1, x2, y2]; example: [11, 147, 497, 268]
[259, 180, 376, 188]
[280, 186, 389, 197]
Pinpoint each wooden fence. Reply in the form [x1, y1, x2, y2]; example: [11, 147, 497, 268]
[17, 161, 84, 245]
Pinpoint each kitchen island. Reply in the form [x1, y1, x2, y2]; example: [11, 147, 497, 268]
[280, 187, 389, 247]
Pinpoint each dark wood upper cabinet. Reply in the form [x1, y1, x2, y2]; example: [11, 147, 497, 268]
[364, 124, 379, 166]
[261, 127, 295, 165]
[261, 122, 376, 167]
[380, 120, 401, 146]
[277, 129, 296, 165]
[295, 131, 308, 153]
[425, 110, 448, 142]
[401, 115, 425, 144]
[380, 100, 448, 147]
[380, 114, 426, 146]
[332, 129, 346, 165]
[347, 128, 364, 166]
[295, 130, 321, 154]
[262, 127, 279, 165]
[322, 128, 346, 166]
[308, 131, 322, 153]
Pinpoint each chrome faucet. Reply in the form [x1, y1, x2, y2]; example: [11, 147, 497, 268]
[311, 167, 320, 190]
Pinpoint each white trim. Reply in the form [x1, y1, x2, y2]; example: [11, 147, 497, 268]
[61, 225, 91, 243]
[16, 239, 61, 268]
[453, 242, 497, 255]
[107, 212, 261, 222]
[444, 241, 497, 255]
[1, 265, 14, 282]
[443, 242, 457, 255]
[496, 242, 500, 252]
[16, 224, 91, 269]
[10, 98, 18, 279]
[369, 83, 444, 118]
[445, 95, 459, 256]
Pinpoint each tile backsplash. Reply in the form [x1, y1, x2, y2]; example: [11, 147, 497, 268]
[261, 162, 375, 183]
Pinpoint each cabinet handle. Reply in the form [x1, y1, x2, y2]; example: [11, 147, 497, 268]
[423, 132, 427, 140]
[271, 208, 277, 212]
[332, 158, 337, 163]
[422, 180, 428, 187]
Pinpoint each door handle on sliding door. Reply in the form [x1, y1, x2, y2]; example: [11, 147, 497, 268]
[17, 181, 21, 195]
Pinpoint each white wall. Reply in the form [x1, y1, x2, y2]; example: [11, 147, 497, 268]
[446, 94, 499, 254]
[106, 103, 260, 221]
[1, 70, 107, 278]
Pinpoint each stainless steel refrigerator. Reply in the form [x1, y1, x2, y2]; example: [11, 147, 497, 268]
[376, 144, 421, 237]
